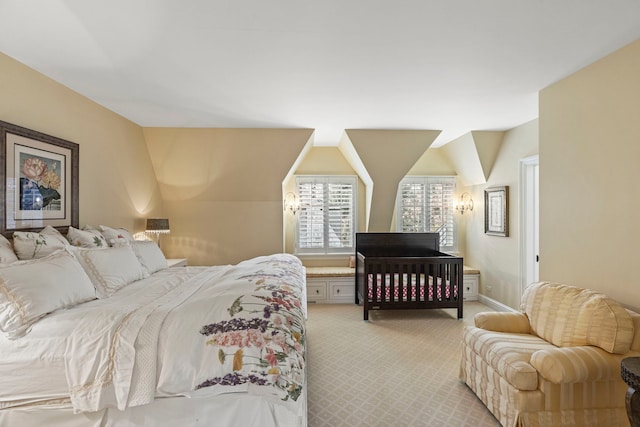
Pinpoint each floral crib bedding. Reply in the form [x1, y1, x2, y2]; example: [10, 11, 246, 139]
[367, 273, 456, 302]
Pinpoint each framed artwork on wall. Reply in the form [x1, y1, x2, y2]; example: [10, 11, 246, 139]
[484, 186, 509, 237]
[0, 120, 79, 233]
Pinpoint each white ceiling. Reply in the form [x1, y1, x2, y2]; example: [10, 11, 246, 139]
[2, 0, 640, 147]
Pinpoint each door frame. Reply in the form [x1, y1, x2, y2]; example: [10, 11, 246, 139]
[519, 155, 539, 294]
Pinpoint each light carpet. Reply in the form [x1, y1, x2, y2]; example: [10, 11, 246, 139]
[306, 302, 501, 427]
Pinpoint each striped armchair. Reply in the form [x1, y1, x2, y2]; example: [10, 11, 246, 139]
[460, 281, 640, 427]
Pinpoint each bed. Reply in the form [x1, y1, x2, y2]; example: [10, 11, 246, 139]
[0, 225, 307, 427]
[355, 232, 463, 321]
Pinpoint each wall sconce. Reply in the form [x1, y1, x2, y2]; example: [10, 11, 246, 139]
[455, 193, 474, 215]
[283, 192, 300, 215]
[145, 218, 170, 247]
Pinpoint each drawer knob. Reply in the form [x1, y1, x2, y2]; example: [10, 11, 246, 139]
[336, 289, 340, 294]
[316, 289, 320, 294]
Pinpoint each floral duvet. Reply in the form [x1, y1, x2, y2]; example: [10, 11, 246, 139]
[64, 253, 306, 414]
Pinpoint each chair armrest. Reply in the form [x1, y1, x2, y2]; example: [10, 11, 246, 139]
[531, 346, 640, 383]
[474, 312, 530, 333]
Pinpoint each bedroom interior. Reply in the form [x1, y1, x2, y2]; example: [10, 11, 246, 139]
[1, 1, 640, 426]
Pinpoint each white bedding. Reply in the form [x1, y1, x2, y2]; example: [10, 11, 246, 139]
[0, 266, 209, 408]
[0, 254, 307, 426]
[0, 393, 303, 427]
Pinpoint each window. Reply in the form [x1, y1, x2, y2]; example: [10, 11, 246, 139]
[295, 176, 356, 254]
[396, 176, 456, 252]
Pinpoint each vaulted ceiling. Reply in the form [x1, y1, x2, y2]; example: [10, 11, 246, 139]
[1, 0, 640, 147]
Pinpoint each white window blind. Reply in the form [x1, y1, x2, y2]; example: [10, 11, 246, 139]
[397, 176, 456, 251]
[295, 176, 356, 254]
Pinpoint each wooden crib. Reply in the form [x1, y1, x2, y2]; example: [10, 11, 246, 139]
[355, 232, 463, 320]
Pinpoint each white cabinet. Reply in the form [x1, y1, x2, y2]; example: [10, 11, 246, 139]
[463, 274, 479, 301]
[306, 276, 355, 304]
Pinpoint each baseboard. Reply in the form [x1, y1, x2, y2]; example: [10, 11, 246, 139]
[477, 294, 517, 312]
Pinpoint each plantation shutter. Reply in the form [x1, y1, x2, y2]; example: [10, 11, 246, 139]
[428, 179, 455, 249]
[399, 181, 426, 232]
[296, 176, 356, 254]
[297, 181, 325, 249]
[327, 182, 354, 249]
[397, 176, 456, 251]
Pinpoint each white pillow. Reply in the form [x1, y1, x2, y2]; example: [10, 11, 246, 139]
[71, 245, 148, 298]
[99, 225, 135, 247]
[0, 250, 96, 339]
[13, 225, 69, 260]
[131, 241, 168, 275]
[0, 234, 18, 264]
[67, 226, 108, 248]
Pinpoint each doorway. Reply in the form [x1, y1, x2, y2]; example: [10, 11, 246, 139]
[520, 155, 539, 294]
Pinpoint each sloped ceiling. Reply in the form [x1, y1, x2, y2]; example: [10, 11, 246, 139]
[442, 131, 505, 186]
[143, 128, 313, 201]
[344, 129, 440, 231]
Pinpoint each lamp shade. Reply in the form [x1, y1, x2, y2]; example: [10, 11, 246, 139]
[145, 218, 170, 233]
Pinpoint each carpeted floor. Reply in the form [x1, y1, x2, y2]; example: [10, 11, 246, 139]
[305, 302, 501, 427]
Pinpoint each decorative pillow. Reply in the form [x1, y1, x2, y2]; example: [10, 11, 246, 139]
[99, 225, 135, 247]
[71, 245, 148, 298]
[13, 225, 69, 260]
[0, 234, 18, 264]
[130, 241, 168, 275]
[0, 250, 96, 339]
[67, 226, 108, 248]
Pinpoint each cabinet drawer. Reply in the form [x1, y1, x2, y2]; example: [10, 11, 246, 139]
[329, 282, 355, 299]
[306, 275, 354, 303]
[463, 275, 479, 301]
[307, 283, 327, 301]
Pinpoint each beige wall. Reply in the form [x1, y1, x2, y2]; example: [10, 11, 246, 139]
[463, 120, 538, 309]
[539, 39, 640, 310]
[0, 52, 162, 233]
[143, 127, 311, 265]
[407, 147, 457, 176]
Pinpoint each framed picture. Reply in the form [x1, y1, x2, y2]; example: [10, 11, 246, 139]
[0, 121, 79, 233]
[484, 186, 509, 237]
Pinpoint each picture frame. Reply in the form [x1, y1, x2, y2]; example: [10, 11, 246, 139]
[484, 186, 509, 237]
[0, 120, 79, 234]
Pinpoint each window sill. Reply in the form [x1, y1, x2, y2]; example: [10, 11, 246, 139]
[295, 253, 352, 259]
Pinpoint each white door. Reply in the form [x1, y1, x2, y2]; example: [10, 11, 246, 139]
[520, 156, 539, 294]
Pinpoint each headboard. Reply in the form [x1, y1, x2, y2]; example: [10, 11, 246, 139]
[1, 226, 71, 241]
[355, 232, 440, 257]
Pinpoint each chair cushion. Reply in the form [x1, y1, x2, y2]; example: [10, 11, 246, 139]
[474, 311, 530, 334]
[521, 282, 634, 354]
[463, 325, 556, 390]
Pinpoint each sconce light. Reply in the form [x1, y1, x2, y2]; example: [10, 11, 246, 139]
[455, 193, 474, 215]
[283, 192, 301, 215]
[145, 218, 170, 247]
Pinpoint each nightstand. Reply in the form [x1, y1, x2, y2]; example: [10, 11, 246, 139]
[167, 258, 187, 267]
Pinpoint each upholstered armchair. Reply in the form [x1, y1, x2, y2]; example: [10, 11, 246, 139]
[460, 281, 640, 426]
